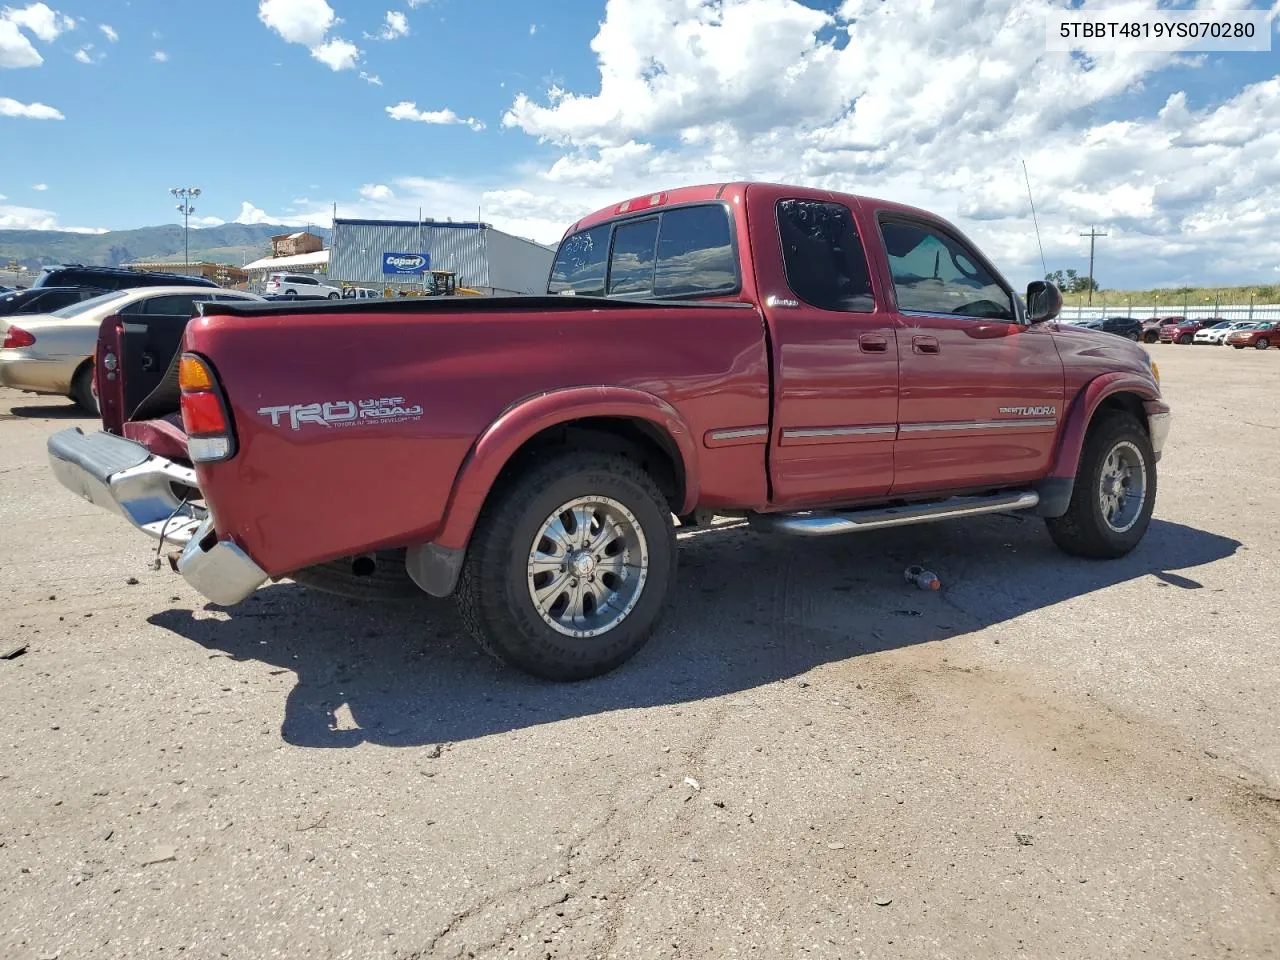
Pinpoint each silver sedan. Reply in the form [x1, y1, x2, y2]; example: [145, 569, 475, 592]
[0, 286, 262, 413]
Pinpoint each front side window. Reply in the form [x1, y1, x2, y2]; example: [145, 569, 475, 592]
[880, 219, 1014, 321]
[776, 199, 875, 313]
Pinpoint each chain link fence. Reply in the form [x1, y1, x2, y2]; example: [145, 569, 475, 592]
[1061, 302, 1280, 323]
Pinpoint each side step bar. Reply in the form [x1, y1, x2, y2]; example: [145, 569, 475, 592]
[750, 490, 1041, 537]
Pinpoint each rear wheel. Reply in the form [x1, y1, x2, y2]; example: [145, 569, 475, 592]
[1143, 331, 1158, 343]
[70, 362, 98, 415]
[456, 452, 677, 681]
[1045, 414, 1156, 560]
[1178, 334, 1193, 345]
[327, 292, 340, 300]
[1257, 338, 1270, 350]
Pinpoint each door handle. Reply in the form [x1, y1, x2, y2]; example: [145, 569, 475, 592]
[912, 335, 940, 355]
[859, 333, 888, 353]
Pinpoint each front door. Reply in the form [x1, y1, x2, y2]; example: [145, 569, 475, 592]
[876, 216, 1064, 495]
[750, 192, 899, 507]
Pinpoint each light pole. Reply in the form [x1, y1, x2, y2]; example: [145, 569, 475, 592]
[170, 186, 201, 269]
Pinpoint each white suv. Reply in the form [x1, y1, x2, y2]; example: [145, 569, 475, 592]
[263, 273, 343, 299]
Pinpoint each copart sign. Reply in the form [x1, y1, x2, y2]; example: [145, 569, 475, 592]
[382, 252, 430, 275]
[259, 397, 424, 431]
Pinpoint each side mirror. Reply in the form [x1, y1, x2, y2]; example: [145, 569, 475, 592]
[1025, 280, 1062, 323]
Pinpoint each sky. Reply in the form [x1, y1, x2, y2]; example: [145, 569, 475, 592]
[1, 0, 1279, 289]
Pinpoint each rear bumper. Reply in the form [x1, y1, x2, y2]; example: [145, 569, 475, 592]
[47, 427, 267, 605]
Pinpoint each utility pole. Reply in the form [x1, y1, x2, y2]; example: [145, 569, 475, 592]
[170, 186, 201, 269]
[1079, 225, 1107, 305]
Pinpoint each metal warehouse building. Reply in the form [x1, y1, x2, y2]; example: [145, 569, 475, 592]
[327, 218, 556, 296]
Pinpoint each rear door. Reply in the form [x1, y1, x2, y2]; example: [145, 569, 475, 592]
[748, 188, 898, 505]
[874, 214, 1064, 495]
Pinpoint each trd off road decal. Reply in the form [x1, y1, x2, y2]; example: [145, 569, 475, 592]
[998, 405, 1057, 417]
[258, 397, 424, 431]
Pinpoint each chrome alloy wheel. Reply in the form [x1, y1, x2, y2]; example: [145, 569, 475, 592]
[1098, 440, 1147, 534]
[526, 496, 650, 639]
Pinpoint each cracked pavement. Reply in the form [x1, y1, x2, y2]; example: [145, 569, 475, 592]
[1, 344, 1278, 959]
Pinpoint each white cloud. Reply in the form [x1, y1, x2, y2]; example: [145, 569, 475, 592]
[72, 42, 91, 63]
[0, 95, 62, 118]
[529, 23, 536, 35]
[310, 36, 358, 70]
[0, 17, 41, 66]
[488, 0, 1280, 286]
[2, 3, 74, 42]
[258, 0, 360, 71]
[387, 100, 485, 131]
[360, 70, 382, 85]
[192, 215, 226, 227]
[359, 183, 394, 201]
[406, 0, 430, 6]
[152, 49, 168, 62]
[32, 182, 46, 190]
[378, 10, 408, 39]
[234, 201, 274, 225]
[0, 199, 103, 232]
[99, 23, 116, 42]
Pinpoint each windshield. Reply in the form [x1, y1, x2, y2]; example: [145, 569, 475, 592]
[1211, 321, 1231, 328]
[50, 290, 129, 318]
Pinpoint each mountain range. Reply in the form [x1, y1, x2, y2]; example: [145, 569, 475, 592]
[0, 223, 331, 272]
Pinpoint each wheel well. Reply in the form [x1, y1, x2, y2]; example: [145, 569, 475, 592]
[1092, 392, 1147, 434]
[491, 416, 685, 512]
[69, 357, 93, 392]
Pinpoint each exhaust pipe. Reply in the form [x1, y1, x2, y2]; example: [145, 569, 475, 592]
[351, 553, 377, 577]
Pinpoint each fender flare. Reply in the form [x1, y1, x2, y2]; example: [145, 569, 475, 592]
[1049, 372, 1161, 481]
[430, 386, 700, 553]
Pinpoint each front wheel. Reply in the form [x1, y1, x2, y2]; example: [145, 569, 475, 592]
[328, 292, 341, 300]
[1257, 338, 1270, 350]
[1143, 332, 1158, 343]
[1178, 334, 1193, 345]
[1127, 332, 1140, 342]
[456, 452, 677, 681]
[1045, 414, 1156, 560]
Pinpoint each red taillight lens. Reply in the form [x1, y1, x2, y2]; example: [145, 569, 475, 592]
[3, 326, 35, 349]
[178, 352, 236, 462]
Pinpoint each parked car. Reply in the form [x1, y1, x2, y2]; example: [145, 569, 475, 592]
[342, 286, 382, 300]
[0, 287, 262, 413]
[1194, 320, 1256, 345]
[33, 264, 219, 291]
[1226, 321, 1276, 350]
[1142, 316, 1184, 343]
[1098, 317, 1143, 341]
[1160, 317, 1221, 344]
[262, 273, 342, 299]
[46, 181, 1169, 681]
[1, 286, 107, 317]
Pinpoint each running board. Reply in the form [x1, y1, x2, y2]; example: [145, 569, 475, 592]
[750, 491, 1041, 537]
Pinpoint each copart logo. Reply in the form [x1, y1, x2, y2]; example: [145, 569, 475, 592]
[258, 397, 424, 431]
[385, 254, 426, 270]
[999, 405, 1057, 417]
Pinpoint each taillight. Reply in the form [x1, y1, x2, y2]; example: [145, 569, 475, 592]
[3, 326, 35, 349]
[178, 353, 236, 463]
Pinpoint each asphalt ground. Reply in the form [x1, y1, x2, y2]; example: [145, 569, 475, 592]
[1, 342, 1277, 959]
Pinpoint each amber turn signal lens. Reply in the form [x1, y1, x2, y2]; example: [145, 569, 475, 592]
[179, 354, 214, 392]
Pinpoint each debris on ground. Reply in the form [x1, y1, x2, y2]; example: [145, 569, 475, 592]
[1016, 832, 1034, 846]
[139, 845, 178, 867]
[1, 643, 28, 660]
[904, 565, 941, 591]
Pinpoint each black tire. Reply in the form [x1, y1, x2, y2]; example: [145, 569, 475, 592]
[287, 549, 423, 601]
[1143, 332, 1158, 343]
[456, 451, 677, 681]
[327, 292, 341, 300]
[1234, 345, 1245, 350]
[1127, 332, 1140, 342]
[70, 362, 98, 415]
[284, 289, 296, 296]
[1045, 414, 1156, 560]
[1256, 338, 1270, 350]
[1178, 334, 1193, 345]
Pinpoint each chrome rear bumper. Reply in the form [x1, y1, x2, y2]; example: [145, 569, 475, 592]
[47, 428, 267, 605]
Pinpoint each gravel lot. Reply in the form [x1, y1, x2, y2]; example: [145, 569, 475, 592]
[1, 344, 1278, 960]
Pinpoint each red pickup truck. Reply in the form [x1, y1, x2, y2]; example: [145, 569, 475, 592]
[48, 182, 1171, 680]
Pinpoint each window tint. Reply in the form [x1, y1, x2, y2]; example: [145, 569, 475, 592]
[608, 218, 659, 297]
[880, 220, 1013, 320]
[548, 223, 610, 296]
[776, 199, 874, 313]
[50, 290, 129, 318]
[140, 294, 201, 316]
[653, 205, 737, 298]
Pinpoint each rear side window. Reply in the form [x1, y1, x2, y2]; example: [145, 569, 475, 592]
[139, 294, 203, 316]
[549, 203, 740, 300]
[776, 199, 874, 313]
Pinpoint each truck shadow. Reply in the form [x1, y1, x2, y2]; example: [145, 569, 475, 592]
[148, 515, 1239, 749]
